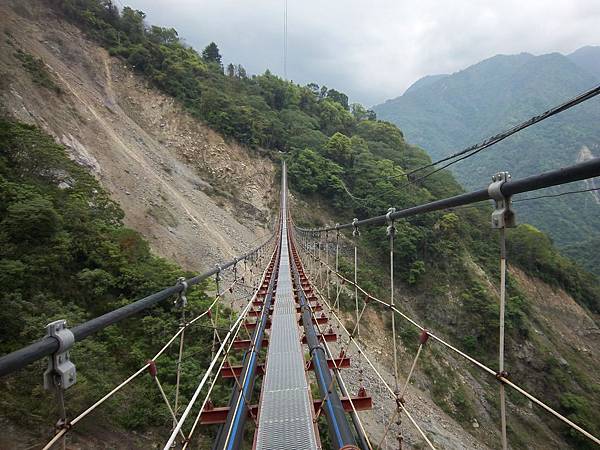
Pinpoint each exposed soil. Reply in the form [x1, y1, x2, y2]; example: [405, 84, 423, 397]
[1, 2, 598, 450]
[0, 0, 278, 273]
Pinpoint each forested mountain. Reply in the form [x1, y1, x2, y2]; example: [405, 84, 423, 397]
[568, 46, 600, 78]
[1, 1, 599, 449]
[374, 48, 600, 274]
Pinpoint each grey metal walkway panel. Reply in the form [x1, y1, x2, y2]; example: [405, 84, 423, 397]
[255, 199, 318, 450]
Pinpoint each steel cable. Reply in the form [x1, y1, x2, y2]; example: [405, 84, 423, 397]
[41, 273, 248, 450]
[301, 240, 600, 446]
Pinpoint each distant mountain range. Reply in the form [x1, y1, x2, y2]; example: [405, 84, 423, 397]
[374, 46, 600, 274]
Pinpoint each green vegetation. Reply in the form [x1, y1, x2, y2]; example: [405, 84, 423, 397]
[508, 224, 600, 312]
[55, 0, 378, 152]
[5, 2, 599, 447]
[0, 120, 232, 439]
[373, 50, 600, 268]
[420, 351, 476, 424]
[560, 393, 600, 449]
[14, 49, 62, 93]
[563, 234, 600, 276]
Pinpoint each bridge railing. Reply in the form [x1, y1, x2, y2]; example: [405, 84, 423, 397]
[296, 156, 600, 232]
[293, 157, 600, 449]
[0, 233, 276, 378]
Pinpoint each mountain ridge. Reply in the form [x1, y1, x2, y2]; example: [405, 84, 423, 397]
[567, 45, 600, 79]
[373, 47, 600, 271]
[397, 46, 600, 106]
[1, 2, 599, 449]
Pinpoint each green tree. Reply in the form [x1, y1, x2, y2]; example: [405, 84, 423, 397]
[287, 148, 343, 198]
[120, 7, 145, 44]
[319, 99, 354, 135]
[127, 44, 151, 70]
[226, 63, 235, 77]
[350, 103, 367, 121]
[147, 26, 178, 45]
[202, 42, 222, 65]
[326, 88, 349, 110]
[323, 132, 353, 165]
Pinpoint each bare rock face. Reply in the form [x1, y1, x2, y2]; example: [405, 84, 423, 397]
[0, 0, 277, 271]
[2, 3, 598, 450]
[61, 133, 101, 175]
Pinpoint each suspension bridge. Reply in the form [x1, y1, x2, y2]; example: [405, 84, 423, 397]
[2, 86, 600, 448]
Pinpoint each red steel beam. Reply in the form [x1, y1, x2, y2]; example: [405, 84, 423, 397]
[302, 332, 336, 344]
[232, 338, 269, 350]
[199, 396, 372, 425]
[221, 363, 265, 379]
[243, 320, 271, 331]
[221, 357, 349, 379]
[252, 297, 276, 307]
[298, 316, 328, 325]
[306, 357, 351, 371]
[313, 396, 373, 413]
[297, 304, 322, 312]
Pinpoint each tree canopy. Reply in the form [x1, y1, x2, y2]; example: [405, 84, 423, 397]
[202, 42, 222, 65]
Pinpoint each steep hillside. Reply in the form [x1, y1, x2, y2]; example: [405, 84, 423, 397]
[568, 45, 600, 79]
[373, 51, 600, 269]
[0, 0, 277, 272]
[0, 120, 244, 449]
[1, 1, 599, 449]
[404, 74, 450, 95]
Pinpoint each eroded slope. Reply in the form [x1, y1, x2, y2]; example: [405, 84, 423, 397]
[0, 0, 277, 271]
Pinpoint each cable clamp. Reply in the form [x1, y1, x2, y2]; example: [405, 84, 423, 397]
[55, 417, 72, 431]
[352, 218, 360, 237]
[488, 172, 516, 229]
[419, 329, 429, 345]
[147, 360, 158, 378]
[215, 264, 222, 282]
[43, 320, 76, 391]
[496, 370, 509, 382]
[394, 390, 405, 407]
[175, 277, 188, 308]
[386, 207, 397, 237]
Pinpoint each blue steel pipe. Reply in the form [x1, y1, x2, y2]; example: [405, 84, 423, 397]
[213, 233, 281, 450]
[290, 247, 358, 449]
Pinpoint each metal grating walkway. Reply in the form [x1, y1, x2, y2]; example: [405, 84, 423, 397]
[255, 189, 318, 450]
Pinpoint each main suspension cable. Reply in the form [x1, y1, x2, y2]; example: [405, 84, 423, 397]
[402, 84, 600, 178]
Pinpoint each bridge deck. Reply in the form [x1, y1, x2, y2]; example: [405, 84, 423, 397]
[255, 186, 318, 449]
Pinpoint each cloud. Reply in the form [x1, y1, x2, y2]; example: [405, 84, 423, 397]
[123, 0, 600, 105]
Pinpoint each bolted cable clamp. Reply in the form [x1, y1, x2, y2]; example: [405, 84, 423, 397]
[147, 360, 158, 378]
[395, 390, 406, 407]
[488, 172, 516, 229]
[419, 329, 429, 345]
[175, 277, 188, 308]
[352, 218, 360, 237]
[55, 418, 72, 432]
[215, 264, 222, 282]
[232, 259, 238, 282]
[43, 320, 76, 391]
[386, 207, 397, 237]
[496, 370, 509, 382]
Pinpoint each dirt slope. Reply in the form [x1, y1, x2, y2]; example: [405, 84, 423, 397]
[1, 3, 598, 450]
[0, 0, 277, 271]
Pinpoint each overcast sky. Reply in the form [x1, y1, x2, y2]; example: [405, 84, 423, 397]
[120, 0, 600, 106]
